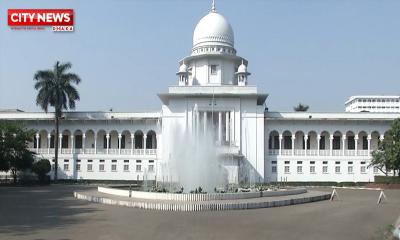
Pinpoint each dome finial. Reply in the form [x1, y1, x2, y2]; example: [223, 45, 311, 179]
[211, 0, 216, 12]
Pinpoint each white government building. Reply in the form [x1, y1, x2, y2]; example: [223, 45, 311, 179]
[1, 4, 399, 183]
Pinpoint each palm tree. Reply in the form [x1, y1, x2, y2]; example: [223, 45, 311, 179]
[34, 61, 81, 181]
[294, 103, 309, 112]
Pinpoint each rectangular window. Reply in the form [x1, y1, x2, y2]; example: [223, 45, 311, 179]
[119, 135, 126, 149]
[62, 135, 69, 148]
[124, 160, 129, 163]
[76, 164, 81, 171]
[272, 166, 277, 173]
[284, 161, 290, 164]
[99, 164, 105, 171]
[271, 161, 277, 164]
[297, 161, 303, 164]
[362, 136, 368, 150]
[323, 161, 328, 164]
[333, 136, 341, 150]
[310, 161, 315, 165]
[64, 159, 69, 163]
[320, 136, 326, 149]
[310, 166, 316, 173]
[103, 135, 107, 149]
[111, 164, 117, 171]
[210, 65, 217, 75]
[148, 165, 154, 172]
[335, 166, 341, 173]
[348, 161, 353, 164]
[136, 165, 142, 172]
[136, 160, 142, 163]
[87, 164, 93, 172]
[284, 166, 290, 174]
[323, 166, 328, 173]
[283, 136, 292, 149]
[50, 135, 55, 148]
[75, 135, 83, 149]
[348, 166, 353, 174]
[335, 161, 340, 164]
[112, 159, 117, 163]
[124, 164, 129, 171]
[64, 164, 69, 171]
[347, 136, 355, 150]
[373, 167, 379, 174]
[297, 166, 303, 174]
[360, 166, 366, 173]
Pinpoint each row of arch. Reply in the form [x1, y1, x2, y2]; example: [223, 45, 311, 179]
[268, 130, 389, 151]
[31, 129, 158, 150]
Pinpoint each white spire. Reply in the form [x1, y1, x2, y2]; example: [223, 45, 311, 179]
[211, 0, 216, 12]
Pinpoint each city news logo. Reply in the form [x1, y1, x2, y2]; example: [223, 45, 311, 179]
[8, 9, 74, 32]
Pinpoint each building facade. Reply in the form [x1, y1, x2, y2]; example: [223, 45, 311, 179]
[1, 5, 399, 183]
[345, 95, 400, 113]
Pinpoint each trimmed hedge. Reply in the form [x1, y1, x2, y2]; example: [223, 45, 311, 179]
[375, 176, 400, 184]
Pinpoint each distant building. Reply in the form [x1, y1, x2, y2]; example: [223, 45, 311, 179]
[345, 95, 400, 113]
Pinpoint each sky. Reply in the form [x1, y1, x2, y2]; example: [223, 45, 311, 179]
[0, 0, 399, 113]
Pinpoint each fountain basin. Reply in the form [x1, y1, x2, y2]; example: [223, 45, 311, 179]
[98, 186, 307, 201]
[74, 186, 330, 211]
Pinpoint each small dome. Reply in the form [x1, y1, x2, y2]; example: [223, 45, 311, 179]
[193, 12, 234, 48]
[238, 62, 247, 73]
[179, 63, 188, 73]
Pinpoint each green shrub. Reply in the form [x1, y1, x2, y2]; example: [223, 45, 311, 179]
[31, 159, 51, 184]
[375, 176, 400, 184]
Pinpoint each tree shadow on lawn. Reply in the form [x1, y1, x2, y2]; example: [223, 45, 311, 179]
[0, 185, 101, 237]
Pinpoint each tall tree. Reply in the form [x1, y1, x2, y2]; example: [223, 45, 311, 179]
[370, 118, 400, 177]
[294, 103, 309, 112]
[34, 61, 81, 181]
[0, 121, 35, 183]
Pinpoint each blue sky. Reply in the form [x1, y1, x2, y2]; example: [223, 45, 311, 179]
[0, 0, 399, 112]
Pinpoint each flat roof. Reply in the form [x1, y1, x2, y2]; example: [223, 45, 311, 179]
[0, 111, 161, 121]
[265, 111, 400, 121]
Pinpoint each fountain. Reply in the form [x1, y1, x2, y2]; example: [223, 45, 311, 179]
[73, 105, 331, 211]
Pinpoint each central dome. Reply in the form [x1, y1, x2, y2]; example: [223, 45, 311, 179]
[193, 11, 234, 49]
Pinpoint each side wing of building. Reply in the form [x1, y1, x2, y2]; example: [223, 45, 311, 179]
[264, 112, 400, 182]
[0, 111, 162, 180]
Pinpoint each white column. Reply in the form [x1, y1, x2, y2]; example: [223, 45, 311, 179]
[35, 133, 40, 152]
[225, 111, 230, 143]
[118, 133, 122, 155]
[304, 135, 308, 156]
[82, 133, 86, 154]
[291, 135, 295, 156]
[144, 135, 147, 154]
[196, 111, 200, 137]
[203, 112, 207, 135]
[380, 134, 385, 142]
[279, 134, 283, 155]
[94, 133, 97, 154]
[71, 135, 74, 154]
[354, 135, 358, 156]
[59, 134, 62, 153]
[329, 134, 333, 156]
[131, 136, 135, 155]
[47, 133, 51, 154]
[156, 134, 160, 156]
[317, 134, 321, 156]
[218, 111, 222, 144]
[367, 134, 371, 157]
[342, 135, 346, 156]
[106, 133, 110, 154]
[230, 110, 235, 146]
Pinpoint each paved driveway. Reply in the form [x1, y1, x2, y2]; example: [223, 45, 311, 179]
[0, 185, 399, 240]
